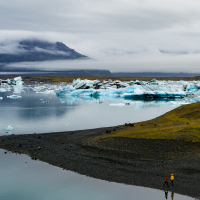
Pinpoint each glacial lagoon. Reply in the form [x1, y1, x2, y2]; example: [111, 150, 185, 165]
[0, 149, 194, 200]
[1, 78, 200, 135]
[0, 78, 199, 199]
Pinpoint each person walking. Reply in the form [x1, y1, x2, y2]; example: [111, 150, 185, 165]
[163, 176, 170, 187]
[170, 174, 174, 186]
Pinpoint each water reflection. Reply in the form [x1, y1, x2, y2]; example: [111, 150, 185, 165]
[1, 82, 200, 135]
[171, 192, 174, 200]
[164, 191, 175, 200]
[0, 149, 194, 200]
[165, 191, 168, 199]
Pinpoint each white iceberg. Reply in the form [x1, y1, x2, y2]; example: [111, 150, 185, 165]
[5, 125, 14, 132]
[0, 88, 7, 92]
[109, 103, 125, 107]
[0, 97, 3, 100]
[13, 76, 24, 85]
[56, 78, 200, 101]
[7, 94, 22, 99]
[43, 90, 55, 94]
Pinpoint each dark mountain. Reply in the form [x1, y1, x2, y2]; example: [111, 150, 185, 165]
[0, 39, 88, 63]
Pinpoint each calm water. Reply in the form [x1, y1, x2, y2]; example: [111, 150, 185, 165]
[0, 82, 196, 135]
[0, 149, 194, 200]
[0, 82, 198, 199]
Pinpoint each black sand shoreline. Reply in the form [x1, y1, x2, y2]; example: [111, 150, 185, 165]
[0, 126, 200, 199]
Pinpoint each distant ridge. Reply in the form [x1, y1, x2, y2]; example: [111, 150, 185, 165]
[0, 66, 113, 77]
[0, 39, 88, 63]
[113, 72, 200, 77]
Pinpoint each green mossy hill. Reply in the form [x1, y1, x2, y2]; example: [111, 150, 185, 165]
[89, 102, 200, 147]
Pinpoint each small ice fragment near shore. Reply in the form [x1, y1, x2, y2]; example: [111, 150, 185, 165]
[7, 94, 22, 99]
[96, 100, 104, 104]
[5, 125, 14, 131]
[109, 103, 125, 107]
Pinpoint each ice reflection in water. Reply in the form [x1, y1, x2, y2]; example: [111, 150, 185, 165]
[0, 150, 194, 200]
[0, 81, 200, 135]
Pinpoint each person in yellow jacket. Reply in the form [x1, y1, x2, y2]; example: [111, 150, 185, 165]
[170, 174, 174, 186]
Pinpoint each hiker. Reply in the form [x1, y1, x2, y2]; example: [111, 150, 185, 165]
[163, 176, 169, 187]
[165, 191, 168, 199]
[170, 174, 174, 186]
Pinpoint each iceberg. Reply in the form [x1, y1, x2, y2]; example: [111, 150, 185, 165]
[109, 103, 125, 107]
[13, 76, 24, 85]
[43, 90, 55, 94]
[0, 88, 7, 92]
[54, 78, 200, 101]
[0, 76, 23, 85]
[5, 125, 14, 132]
[0, 97, 3, 100]
[7, 94, 22, 99]
[186, 83, 198, 92]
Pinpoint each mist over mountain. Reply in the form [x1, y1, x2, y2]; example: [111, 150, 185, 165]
[0, 39, 88, 63]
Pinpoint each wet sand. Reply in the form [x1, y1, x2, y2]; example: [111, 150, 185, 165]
[0, 126, 200, 198]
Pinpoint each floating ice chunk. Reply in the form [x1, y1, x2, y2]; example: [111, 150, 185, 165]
[0, 97, 3, 100]
[0, 76, 24, 85]
[0, 88, 7, 92]
[109, 103, 125, 107]
[96, 99, 104, 104]
[56, 85, 75, 96]
[56, 79, 200, 100]
[13, 76, 24, 85]
[43, 90, 55, 94]
[186, 83, 198, 91]
[5, 125, 14, 132]
[148, 79, 159, 85]
[7, 94, 22, 99]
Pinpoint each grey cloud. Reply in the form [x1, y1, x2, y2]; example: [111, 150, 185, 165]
[33, 47, 71, 55]
[1, 0, 200, 72]
[0, 41, 26, 54]
[5, 53, 200, 74]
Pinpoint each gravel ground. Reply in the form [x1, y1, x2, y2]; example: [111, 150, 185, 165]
[0, 126, 200, 199]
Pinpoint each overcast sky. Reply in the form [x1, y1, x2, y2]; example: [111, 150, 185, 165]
[1, 0, 200, 72]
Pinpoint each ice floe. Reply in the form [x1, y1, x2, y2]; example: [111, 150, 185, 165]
[7, 94, 22, 99]
[56, 78, 200, 100]
[5, 125, 14, 132]
[2, 76, 200, 105]
[0, 76, 23, 85]
[109, 103, 125, 107]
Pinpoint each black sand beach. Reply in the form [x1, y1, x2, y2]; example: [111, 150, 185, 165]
[0, 126, 200, 198]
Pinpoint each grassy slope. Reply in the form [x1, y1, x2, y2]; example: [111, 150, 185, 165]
[97, 102, 200, 142]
